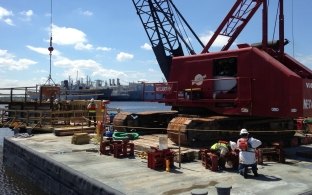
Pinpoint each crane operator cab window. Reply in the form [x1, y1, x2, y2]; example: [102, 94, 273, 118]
[213, 57, 237, 77]
[212, 57, 238, 98]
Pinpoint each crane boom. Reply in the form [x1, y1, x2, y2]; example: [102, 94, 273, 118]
[132, 0, 203, 80]
[202, 0, 263, 53]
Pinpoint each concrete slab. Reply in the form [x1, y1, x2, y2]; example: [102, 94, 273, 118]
[5, 133, 312, 195]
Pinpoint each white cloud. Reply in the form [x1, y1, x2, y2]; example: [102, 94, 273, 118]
[4, 18, 14, 26]
[76, 8, 93, 16]
[199, 30, 229, 49]
[0, 49, 37, 70]
[141, 43, 152, 50]
[52, 24, 87, 45]
[20, 10, 33, 21]
[116, 52, 134, 62]
[52, 56, 127, 81]
[297, 54, 312, 68]
[54, 57, 101, 69]
[148, 68, 156, 72]
[96, 47, 112, 52]
[92, 68, 127, 79]
[74, 43, 93, 50]
[51, 24, 96, 51]
[82, 10, 93, 16]
[0, 78, 41, 88]
[26, 45, 61, 56]
[0, 7, 14, 26]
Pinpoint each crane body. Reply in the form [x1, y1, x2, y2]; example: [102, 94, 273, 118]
[132, 0, 312, 145]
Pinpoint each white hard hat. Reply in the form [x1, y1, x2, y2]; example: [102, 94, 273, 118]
[240, 128, 249, 135]
[90, 98, 94, 102]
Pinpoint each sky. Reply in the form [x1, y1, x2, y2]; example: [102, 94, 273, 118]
[0, 0, 312, 88]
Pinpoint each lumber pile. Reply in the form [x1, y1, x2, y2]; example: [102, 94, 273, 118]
[71, 133, 90, 145]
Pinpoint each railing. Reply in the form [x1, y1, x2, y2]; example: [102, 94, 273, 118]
[0, 86, 38, 103]
[0, 108, 89, 127]
[142, 77, 252, 104]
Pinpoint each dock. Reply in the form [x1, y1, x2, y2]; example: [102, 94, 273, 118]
[3, 133, 312, 195]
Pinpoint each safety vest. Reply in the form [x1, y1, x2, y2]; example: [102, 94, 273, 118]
[238, 138, 254, 152]
[210, 142, 228, 151]
[238, 138, 248, 151]
[87, 102, 96, 112]
[100, 100, 110, 112]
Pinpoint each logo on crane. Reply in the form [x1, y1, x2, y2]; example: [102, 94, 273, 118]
[155, 83, 173, 94]
[303, 99, 312, 110]
[306, 83, 312, 88]
[192, 74, 206, 86]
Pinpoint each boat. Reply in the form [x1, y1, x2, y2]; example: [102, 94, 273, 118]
[108, 78, 164, 101]
[27, 77, 113, 101]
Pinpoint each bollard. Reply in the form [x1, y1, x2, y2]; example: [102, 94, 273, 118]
[215, 183, 232, 195]
[191, 188, 208, 195]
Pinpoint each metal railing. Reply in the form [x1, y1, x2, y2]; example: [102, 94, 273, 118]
[0, 86, 38, 103]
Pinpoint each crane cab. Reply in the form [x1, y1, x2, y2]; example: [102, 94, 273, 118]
[160, 45, 312, 119]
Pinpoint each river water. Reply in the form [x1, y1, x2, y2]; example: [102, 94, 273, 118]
[0, 101, 171, 194]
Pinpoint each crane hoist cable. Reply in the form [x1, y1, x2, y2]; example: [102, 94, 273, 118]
[45, 0, 55, 85]
[48, 0, 54, 55]
[170, 3, 195, 55]
[291, 0, 295, 57]
[272, 0, 279, 43]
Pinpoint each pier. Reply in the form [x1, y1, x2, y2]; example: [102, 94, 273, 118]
[3, 133, 312, 195]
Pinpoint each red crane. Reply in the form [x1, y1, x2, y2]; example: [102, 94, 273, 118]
[132, 0, 312, 146]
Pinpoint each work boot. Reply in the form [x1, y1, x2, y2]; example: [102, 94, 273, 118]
[239, 170, 247, 179]
[253, 171, 259, 177]
[243, 167, 248, 178]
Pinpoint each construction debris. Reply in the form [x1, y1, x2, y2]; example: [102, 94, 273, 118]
[71, 133, 90, 145]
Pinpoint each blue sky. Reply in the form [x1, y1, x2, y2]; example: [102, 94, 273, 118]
[0, 0, 312, 88]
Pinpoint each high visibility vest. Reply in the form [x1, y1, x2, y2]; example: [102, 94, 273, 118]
[87, 102, 96, 112]
[238, 138, 255, 152]
[100, 100, 110, 112]
[210, 143, 228, 151]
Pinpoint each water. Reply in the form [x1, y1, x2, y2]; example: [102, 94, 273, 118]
[0, 101, 171, 194]
[0, 128, 47, 195]
[108, 101, 172, 113]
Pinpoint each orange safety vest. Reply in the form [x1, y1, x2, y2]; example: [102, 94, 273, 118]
[100, 100, 110, 112]
[238, 138, 249, 151]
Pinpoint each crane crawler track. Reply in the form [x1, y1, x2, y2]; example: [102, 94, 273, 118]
[167, 116, 296, 147]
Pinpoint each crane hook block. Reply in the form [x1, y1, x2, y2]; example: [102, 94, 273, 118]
[48, 46, 54, 53]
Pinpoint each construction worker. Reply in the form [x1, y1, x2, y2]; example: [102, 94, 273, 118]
[53, 99, 60, 111]
[237, 128, 262, 178]
[210, 141, 235, 170]
[87, 98, 97, 127]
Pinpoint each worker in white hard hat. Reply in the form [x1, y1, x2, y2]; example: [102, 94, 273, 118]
[53, 98, 60, 111]
[237, 128, 262, 178]
[87, 98, 97, 127]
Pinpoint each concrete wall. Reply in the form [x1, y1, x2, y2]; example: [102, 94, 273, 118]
[3, 138, 124, 195]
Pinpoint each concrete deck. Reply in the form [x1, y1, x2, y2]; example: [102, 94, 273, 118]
[4, 133, 312, 195]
